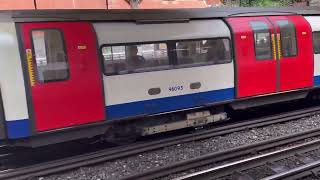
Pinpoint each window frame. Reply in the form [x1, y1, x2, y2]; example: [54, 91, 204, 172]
[312, 31, 320, 55]
[101, 41, 172, 76]
[173, 38, 233, 67]
[30, 28, 70, 83]
[250, 21, 274, 61]
[277, 19, 298, 58]
[100, 37, 233, 76]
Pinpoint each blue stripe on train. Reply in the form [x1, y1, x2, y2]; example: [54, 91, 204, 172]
[4, 88, 234, 139]
[315, 76, 320, 86]
[106, 88, 235, 120]
[6, 119, 31, 139]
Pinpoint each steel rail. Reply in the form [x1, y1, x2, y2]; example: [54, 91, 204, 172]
[261, 160, 320, 180]
[125, 127, 320, 180]
[1, 106, 320, 180]
[176, 138, 320, 180]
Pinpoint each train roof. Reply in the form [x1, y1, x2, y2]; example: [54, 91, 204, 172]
[1, 7, 320, 22]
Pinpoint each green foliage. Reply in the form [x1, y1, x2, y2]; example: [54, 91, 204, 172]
[240, 0, 293, 7]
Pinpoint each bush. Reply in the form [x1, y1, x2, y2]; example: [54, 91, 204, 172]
[240, 0, 293, 6]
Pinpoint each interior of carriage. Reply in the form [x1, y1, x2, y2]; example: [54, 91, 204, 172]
[102, 38, 231, 75]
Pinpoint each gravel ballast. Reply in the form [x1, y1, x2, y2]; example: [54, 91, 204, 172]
[42, 114, 320, 180]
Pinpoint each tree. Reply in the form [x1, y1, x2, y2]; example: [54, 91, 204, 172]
[240, 0, 293, 6]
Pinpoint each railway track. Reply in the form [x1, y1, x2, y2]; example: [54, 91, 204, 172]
[125, 126, 320, 180]
[1, 106, 320, 180]
[174, 136, 320, 180]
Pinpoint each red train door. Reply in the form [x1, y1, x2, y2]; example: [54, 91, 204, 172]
[227, 17, 277, 98]
[267, 16, 313, 91]
[20, 22, 105, 132]
[227, 15, 313, 98]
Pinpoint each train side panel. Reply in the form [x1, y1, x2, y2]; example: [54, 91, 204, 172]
[0, 22, 29, 139]
[19, 22, 106, 132]
[227, 15, 313, 98]
[226, 17, 277, 98]
[94, 20, 235, 120]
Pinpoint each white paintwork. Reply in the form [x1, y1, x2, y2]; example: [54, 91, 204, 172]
[0, 22, 29, 121]
[93, 20, 234, 106]
[104, 64, 234, 105]
[305, 16, 320, 77]
[94, 20, 230, 44]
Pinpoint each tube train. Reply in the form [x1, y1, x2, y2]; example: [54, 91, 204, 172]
[1, 7, 320, 147]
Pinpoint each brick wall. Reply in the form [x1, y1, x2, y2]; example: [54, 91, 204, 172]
[0, 0, 223, 10]
[108, 0, 219, 9]
[36, 0, 107, 9]
[0, 0, 35, 10]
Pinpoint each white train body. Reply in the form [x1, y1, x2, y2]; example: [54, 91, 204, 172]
[305, 16, 320, 86]
[94, 20, 234, 119]
[0, 22, 29, 139]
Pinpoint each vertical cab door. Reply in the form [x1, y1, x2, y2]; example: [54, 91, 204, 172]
[226, 17, 277, 98]
[267, 16, 314, 91]
[20, 22, 105, 132]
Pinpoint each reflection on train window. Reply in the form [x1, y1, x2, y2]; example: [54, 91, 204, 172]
[313, 32, 320, 54]
[250, 21, 273, 60]
[102, 43, 169, 75]
[175, 39, 231, 67]
[277, 20, 297, 57]
[32, 29, 69, 83]
[102, 38, 232, 76]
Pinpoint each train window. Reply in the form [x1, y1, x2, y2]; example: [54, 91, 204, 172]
[32, 30, 69, 83]
[102, 43, 169, 75]
[313, 32, 320, 54]
[277, 20, 297, 57]
[175, 38, 231, 67]
[250, 21, 273, 60]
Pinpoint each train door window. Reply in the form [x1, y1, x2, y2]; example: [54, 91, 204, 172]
[32, 29, 69, 83]
[277, 20, 297, 57]
[174, 38, 231, 68]
[250, 21, 273, 60]
[313, 32, 320, 54]
[102, 43, 169, 75]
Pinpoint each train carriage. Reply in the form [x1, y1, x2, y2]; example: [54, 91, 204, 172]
[0, 8, 320, 147]
[95, 20, 234, 120]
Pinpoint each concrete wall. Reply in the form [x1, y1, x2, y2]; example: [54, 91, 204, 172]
[309, 0, 320, 6]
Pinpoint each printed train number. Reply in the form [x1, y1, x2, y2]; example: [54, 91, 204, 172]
[169, 86, 184, 92]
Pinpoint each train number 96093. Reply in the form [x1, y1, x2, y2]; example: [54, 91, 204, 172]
[169, 85, 184, 92]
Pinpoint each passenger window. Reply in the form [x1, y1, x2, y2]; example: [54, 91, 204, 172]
[32, 30, 69, 83]
[313, 32, 320, 54]
[175, 38, 231, 67]
[277, 20, 297, 57]
[250, 21, 273, 60]
[102, 43, 169, 75]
